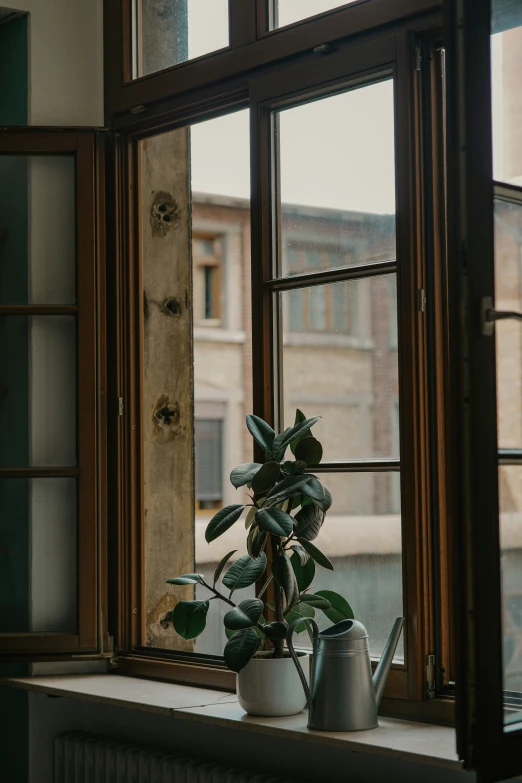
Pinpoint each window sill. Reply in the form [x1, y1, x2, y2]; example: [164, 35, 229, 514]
[2, 674, 460, 771]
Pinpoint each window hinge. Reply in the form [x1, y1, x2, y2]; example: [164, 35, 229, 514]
[426, 654, 436, 699]
[118, 397, 124, 416]
[415, 45, 422, 71]
[418, 288, 427, 313]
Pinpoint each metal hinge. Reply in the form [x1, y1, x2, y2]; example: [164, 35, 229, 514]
[426, 654, 436, 698]
[418, 288, 427, 313]
[118, 397, 124, 416]
[415, 45, 422, 71]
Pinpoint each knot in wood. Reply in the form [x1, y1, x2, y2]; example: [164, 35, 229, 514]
[150, 191, 180, 237]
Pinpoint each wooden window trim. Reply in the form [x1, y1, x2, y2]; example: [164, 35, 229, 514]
[0, 131, 102, 657]
[104, 0, 441, 123]
[110, 11, 456, 727]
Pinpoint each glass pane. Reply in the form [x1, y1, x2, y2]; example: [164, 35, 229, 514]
[280, 276, 399, 460]
[492, 4, 522, 186]
[141, 110, 251, 653]
[275, 81, 395, 278]
[500, 466, 522, 725]
[0, 316, 76, 468]
[287, 471, 403, 659]
[136, 0, 229, 79]
[273, 0, 358, 29]
[0, 478, 76, 634]
[0, 155, 75, 304]
[495, 197, 522, 450]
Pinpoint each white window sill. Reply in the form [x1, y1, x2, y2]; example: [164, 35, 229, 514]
[2, 674, 460, 772]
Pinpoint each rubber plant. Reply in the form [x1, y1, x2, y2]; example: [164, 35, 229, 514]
[167, 410, 354, 672]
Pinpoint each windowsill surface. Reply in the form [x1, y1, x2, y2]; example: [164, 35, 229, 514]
[2, 674, 460, 771]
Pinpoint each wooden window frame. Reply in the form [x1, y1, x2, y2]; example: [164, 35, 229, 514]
[104, 0, 441, 124]
[109, 6, 455, 724]
[0, 130, 105, 658]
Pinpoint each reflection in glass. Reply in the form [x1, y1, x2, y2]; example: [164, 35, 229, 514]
[273, 0, 357, 29]
[500, 466, 522, 725]
[0, 478, 77, 634]
[137, 0, 229, 78]
[495, 197, 522, 450]
[0, 316, 76, 468]
[280, 276, 399, 460]
[288, 471, 403, 659]
[491, 6, 522, 186]
[276, 80, 396, 278]
[0, 155, 76, 305]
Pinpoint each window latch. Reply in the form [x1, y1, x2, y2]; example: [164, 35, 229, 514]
[481, 296, 522, 336]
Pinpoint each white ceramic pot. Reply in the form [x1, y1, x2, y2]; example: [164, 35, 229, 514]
[237, 653, 310, 717]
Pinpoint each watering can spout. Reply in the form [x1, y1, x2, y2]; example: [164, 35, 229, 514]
[373, 617, 405, 708]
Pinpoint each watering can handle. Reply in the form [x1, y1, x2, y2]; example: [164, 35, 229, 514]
[286, 618, 319, 708]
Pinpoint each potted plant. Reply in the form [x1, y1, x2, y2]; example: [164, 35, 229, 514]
[167, 411, 354, 717]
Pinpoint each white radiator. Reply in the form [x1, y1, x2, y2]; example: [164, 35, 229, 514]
[54, 731, 298, 783]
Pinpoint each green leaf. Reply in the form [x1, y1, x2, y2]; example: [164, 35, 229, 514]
[213, 551, 237, 587]
[283, 460, 307, 475]
[245, 505, 257, 529]
[251, 461, 280, 494]
[262, 621, 288, 641]
[224, 598, 264, 631]
[255, 508, 294, 538]
[224, 628, 260, 672]
[290, 551, 315, 591]
[301, 476, 326, 505]
[172, 600, 209, 640]
[246, 415, 275, 456]
[297, 539, 334, 571]
[294, 503, 324, 541]
[230, 463, 262, 489]
[226, 614, 266, 642]
[290, 409, 312, 455]
[166, 573, 204, 586]
[295, 437, 323, 467]
[205, 505, 245, 543]
[315, 590, 354, 624]
[289, 544, 310, 565]
[299, 593, 331, 610]
[272, 554, 299, 608]
[286, 602, 315, 634]
[265, 474, 310, 505]
[222, 553, 267, 592]
[274, 416, 321, 461]
[247, 526, 267, 559]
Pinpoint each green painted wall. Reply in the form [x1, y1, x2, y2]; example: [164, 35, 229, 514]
[0, 16, 30, 783]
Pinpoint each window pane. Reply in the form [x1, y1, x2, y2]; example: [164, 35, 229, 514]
[0, 478, 76, 634]
[280, 276, 399, 460]
[500, 466, 522, 725]
[141, 110, 251, 653]
[492, 5, 522, 186]
[0, 155, 76, 304]
[495, 196, 522, 450]
[136, 0, 229, 79]
[0, 316, 76, 468]
[275, 81, 395, 279]
[287, 471, 403, 659]
[273, 0, 359, 29]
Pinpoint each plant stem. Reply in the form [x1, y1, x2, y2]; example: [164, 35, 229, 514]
[201, 579, 236, 608]
[257, 573, 274, 600]
[271, 535, 285, 659]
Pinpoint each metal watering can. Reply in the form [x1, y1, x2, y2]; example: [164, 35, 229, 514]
[287, 616, 405, 731]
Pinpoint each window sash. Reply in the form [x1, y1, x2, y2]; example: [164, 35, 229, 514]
[0, 131, 101, 657]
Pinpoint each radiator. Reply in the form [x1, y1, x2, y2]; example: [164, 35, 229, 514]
[54, 731, 298, 783]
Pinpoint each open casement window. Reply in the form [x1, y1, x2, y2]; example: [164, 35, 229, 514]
[446, 0, 522, 778]
[104, 0, 440, 121]
[114, 12, 456, 720]
[0, 130, 104, 658]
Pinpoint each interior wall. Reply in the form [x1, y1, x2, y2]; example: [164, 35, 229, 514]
[4, 0, 103, 126]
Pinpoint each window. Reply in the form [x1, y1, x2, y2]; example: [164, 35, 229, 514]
[193, 234, 223, 324]
[272, 0, 362, 30]
[195, 419, 224, 510]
